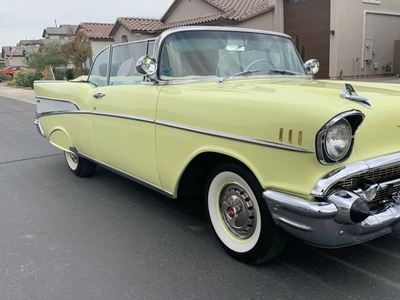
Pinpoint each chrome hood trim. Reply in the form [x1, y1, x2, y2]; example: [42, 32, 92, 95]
[339, 83, 371, 108]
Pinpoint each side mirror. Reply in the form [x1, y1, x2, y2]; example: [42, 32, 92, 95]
[136, 55, 157, 76]
[304, 59, 320, 76]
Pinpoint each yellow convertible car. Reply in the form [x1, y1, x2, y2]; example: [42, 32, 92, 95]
[34, 26, 400, 264]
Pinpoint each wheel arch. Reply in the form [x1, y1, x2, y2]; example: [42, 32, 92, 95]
[48, 128, 74, 153]
[176, 150, 259, 198]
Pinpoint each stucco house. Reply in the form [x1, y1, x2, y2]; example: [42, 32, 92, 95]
[1, 39, 43, 68]
[77, 22, 115, 67]
[42, 24, 79, 41]
[108, 0, 400, 79]
[1, 46, 27, 67]
[110, 0, 278, 44]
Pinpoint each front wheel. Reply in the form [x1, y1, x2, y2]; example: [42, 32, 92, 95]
[64, 151, 96, 177]
[206, 163, 287, 264]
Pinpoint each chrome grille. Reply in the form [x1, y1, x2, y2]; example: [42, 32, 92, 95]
[374, 186, 400, 203]
[338, 165, 400, 189]
[336, 164, 400, 205]
[365, 165, 400, 182]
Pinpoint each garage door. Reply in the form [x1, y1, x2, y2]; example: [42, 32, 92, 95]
[284, 0, 330, 78]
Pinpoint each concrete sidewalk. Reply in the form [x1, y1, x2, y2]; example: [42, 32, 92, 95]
[0, 83, 35, 105]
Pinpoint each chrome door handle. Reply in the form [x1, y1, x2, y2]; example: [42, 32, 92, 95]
[93, 93, 106, 99]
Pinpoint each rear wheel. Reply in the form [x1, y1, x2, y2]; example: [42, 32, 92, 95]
[64, 151, 96, 177]
[206, 163, 287, 264]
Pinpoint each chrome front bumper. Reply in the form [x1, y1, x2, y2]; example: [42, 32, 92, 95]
[263, 152, 400, 248]
[264, 190, 400, 248]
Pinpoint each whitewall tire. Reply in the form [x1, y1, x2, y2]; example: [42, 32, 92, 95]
[64, 151, 96, 177]
[206, 163, 287, 264]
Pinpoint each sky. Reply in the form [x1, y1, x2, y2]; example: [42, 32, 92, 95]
[0, 0, 174, 47]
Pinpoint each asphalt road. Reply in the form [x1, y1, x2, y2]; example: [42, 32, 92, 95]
[1, 94, 400, 300]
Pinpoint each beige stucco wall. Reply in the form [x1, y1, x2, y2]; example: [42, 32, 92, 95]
[91, 40, 115, 58]
[330, 0, 400, 78]
[237, 13, 275, 32]
[112, 26, 156, 44]
[85, 40, 116, 67]
[163, 0, 220, 23]
[5, 57, 26, 66]
[164, 0, 283, 32]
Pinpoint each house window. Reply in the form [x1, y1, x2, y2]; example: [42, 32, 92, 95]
[285, 0, 307, 4]
[121, 35, 128, 43]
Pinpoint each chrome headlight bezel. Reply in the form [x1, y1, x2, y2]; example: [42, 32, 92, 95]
[316, 110, 364, 165]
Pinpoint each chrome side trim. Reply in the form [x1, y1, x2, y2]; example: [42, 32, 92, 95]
[36, 98, 312, 153]
[312, 152, 400, 197]
[37, 109, 155, 124]
[91, 111, 155, 123]
[157, 120, 313, 153]
[37, 110, 90, 118]
[36, 96, 80, 116]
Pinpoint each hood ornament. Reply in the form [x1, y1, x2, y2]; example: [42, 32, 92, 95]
[340, 83, 372, 108]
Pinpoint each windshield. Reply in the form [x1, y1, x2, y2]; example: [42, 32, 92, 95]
[158, 30, 307, 80]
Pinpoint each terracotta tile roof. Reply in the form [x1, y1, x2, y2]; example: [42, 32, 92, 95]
[78, 22, 114, 40]
[114, 0, 274, 34]
[116, 17, 164, 32]
[161, 13, 225, 29]
[203, 0, 273, 21]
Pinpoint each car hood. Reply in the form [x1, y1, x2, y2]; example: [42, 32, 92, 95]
[218, 77, 400, 161]
[279, 78, 400, 159]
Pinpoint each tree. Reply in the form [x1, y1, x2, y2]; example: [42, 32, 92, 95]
[60, 30, 92, 77]
[27, 42, 67, 71]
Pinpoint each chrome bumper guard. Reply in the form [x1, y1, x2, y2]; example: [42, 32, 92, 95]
[264, 189, 400, 248]
[34, 118, 45, 137]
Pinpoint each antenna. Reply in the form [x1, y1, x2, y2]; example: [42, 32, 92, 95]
[54, 19, 58, 27]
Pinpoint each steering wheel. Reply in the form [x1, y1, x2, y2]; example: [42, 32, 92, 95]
[244, 59, 275, 73]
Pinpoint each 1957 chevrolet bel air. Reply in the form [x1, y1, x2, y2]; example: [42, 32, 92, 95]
[34, 26, 400, 264]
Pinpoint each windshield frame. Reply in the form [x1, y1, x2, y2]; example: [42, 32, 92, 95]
[152, 26, 309, 84]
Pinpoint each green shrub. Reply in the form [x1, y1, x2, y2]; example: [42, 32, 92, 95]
[0, 70, 12, 82]
[65, 68, 75, 80]
[54, 68, 65, 80]
[82, 67, 90, 75]
[11, 69, 43, 88]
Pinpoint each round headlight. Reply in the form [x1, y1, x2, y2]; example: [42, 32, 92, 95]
[324, 119, 352, 161]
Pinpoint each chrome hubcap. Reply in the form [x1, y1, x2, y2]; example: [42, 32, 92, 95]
[219, 183, 256, 239]
[69, 152, 78, 164]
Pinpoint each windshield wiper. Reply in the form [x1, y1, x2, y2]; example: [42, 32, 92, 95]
[269, 69, 303, 75]
[218, 69, 261, 83]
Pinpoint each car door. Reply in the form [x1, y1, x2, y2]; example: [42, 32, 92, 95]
[88, 41, 161, 187]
